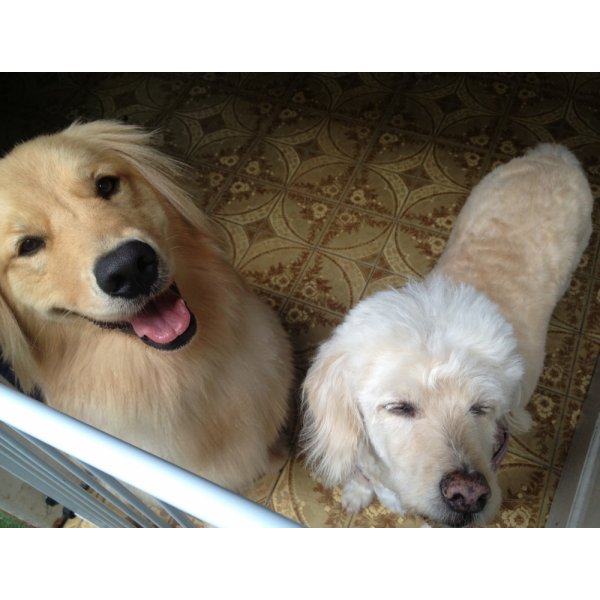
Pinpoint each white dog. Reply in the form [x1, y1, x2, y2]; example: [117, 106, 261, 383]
[301, 144, 593, 526]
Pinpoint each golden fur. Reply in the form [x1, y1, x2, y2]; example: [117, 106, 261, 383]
[301, 144, 593, 526]
[0, 120, 293, 491]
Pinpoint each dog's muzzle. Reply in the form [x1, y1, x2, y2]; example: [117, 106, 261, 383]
[92, 241, 197, 350]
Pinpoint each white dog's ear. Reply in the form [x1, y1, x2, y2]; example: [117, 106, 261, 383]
[64, 120, 211, 232]
[0, 292, 38, 395]
[301, 343, 364, 486]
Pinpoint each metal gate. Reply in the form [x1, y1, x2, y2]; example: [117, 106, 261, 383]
[0, 381, 300, 528]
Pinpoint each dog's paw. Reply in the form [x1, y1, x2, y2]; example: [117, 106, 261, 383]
[341, 476, 375, 513]
[374, 486, 406, 514]
[508, 405, 533, 433]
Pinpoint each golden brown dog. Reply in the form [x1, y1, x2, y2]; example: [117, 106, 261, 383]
[0, 120, 293, 491]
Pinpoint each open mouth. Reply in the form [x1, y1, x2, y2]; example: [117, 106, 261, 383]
[92, 284, 197, 351]
[491, 424, 509, 470]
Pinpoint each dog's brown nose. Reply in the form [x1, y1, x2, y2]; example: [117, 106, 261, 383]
[440, 470, 490, 516]
[94, 240, 159, 298]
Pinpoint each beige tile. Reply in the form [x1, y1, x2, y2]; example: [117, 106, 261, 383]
[403, 72, 462, 95]
[287, 73, 391, 117]
[495, 119, 556, 158]
[424, 141, 488, 189]
[319, 117, 376, 160]
[189, 131, 256, 171]
[289, 157, 355, 200]
[250, 286, 288, 315]
[568, 139, 600, 190]
[343, 167, 410, 218]
[238, 73, 294, 98]
[381, 221, 448, 279]
[287, 74, 342, 113]
[160, 109, 232, 158]
[573, 74, 600, 97]
[538, 327, 579, 395]
[550, 274, 592, 332]
[383, 94, 444, 136]
[510, 388, 567, 467]
[568, 335, 600, 400]
[174, 84, 233, 116]
[320, 206, 393, 264]
[568, 95, 600, 138]
[329, 88, 392, 123]
[280, 300, 342, 358]
[240, 138, 302, 185]
[225, 95, 281, 133]
[268, 193, 336, 245]
[399, 184, 467, 234]
[169, 89, 276, 137]
[209, 217, 253, 268]
[439, 111, 501, 152]
[349, 504, 428, 528]
[459, 75, 517, 114]
[238, 239, 312, 297]
[266, 106, 325, 140]
[366, 130, 431, 175]
[510, 78, 573, 120]
[573, 226, 599, 279]
[270, 456, 352, 528]
[361, 268, 410, 300]
[537, 470, 562, 527]
[185, 164, 231, 212]
[290, 252, 370, 315]
[212, 177, 281, 225]
[244, 467, 287, 506]
[491, 454, 554, 528]
[80, 74, 188, 125]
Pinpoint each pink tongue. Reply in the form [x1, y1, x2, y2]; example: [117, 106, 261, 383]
[128, 289, 191, 344]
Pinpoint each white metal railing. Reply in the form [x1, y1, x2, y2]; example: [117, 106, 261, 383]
[0, 382, 301, 528]
[546, 355, 600, 527]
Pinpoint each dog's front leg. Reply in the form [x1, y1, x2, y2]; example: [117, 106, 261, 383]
[341, 467, 375, 513]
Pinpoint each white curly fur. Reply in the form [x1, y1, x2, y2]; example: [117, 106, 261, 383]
[301, 144, 593, 526]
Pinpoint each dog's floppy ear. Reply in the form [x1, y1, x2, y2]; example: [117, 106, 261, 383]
[0, 291, 38, 395]
[63, 120, 210, 231]
[300, 341, 364, 486]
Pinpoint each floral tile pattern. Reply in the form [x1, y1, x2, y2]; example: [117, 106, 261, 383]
[2, 72, 599, 528]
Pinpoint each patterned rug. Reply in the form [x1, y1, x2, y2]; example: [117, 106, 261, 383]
[1, 73, 599, 527]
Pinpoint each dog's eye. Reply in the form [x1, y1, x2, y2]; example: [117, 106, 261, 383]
[384, 401, 417, 418]
[96, 176, 120, 199]
[17, 237, 45, 257]
[470, 404, 489, 416]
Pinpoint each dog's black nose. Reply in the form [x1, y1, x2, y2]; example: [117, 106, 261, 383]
[440, 470, 490, 516]
[94, 240, 159, 298]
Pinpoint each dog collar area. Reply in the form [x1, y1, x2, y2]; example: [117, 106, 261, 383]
[491, 425, 509, 470]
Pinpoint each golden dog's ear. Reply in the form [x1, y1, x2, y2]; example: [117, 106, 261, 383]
[300, 344, 364, 486]
[0, 292, 38, 395]
[63, 120, 209, 231]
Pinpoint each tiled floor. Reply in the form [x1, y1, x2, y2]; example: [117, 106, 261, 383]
[1, 73, 599, 527]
